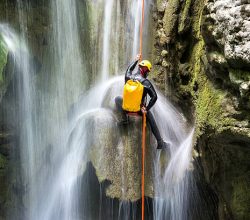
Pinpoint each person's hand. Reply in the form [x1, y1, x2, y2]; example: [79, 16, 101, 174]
[141, 106, 147, 114]
[136, 54, 141, 61]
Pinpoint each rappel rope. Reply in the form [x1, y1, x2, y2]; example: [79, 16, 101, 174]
[139, 0, 146, 220]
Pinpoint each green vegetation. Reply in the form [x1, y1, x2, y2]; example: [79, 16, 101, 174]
[229, 68, 250, 85]
[0, 35, 8, 84]
[0, 154, 7, 169]
[178, 0, 192, 33]
[163, 0, 180, 40]
[232, 173, 250, 219]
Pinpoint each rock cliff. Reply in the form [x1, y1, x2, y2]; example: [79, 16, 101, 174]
[152, 0, 250, 219]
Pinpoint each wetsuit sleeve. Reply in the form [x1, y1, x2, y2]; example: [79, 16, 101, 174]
[125, 60, 138, 82]
[144, 80, 158, 111]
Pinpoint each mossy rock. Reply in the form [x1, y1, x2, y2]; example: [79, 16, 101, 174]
[0, 153, 8, 215]
[73, 108, 161, 202]
[229, 69, 250, 86]
[89, 109, 155, 201]
[178, 0, 192, 34]
[232, 174, 250, 220]
[0, 35, 8, 85]
[0, 154, 7, 169]
[0, 34, 13, 104]
[163, 0, 181, 43]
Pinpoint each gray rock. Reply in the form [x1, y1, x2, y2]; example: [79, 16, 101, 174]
[239, 81, 250, 97]
[162, 59, 169, 67]
[76, 109, 157, 201]
[161, 50, 168, 57]
[205, 0, 250, 68]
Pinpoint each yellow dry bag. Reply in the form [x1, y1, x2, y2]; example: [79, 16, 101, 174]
[122, 79, 144, 112]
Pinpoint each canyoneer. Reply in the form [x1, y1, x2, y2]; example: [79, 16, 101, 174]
[115, 54, 170, 150]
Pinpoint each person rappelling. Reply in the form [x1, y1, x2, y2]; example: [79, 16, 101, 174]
[115, 1, 169, 219]
[115, 54, 170, 150]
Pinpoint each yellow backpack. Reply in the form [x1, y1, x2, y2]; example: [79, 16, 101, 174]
[122, 79, 144, 112]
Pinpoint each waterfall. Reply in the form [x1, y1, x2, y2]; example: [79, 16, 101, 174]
[89, 0, 151, 80]
[1, 0, 40, 215]
[0, 23, 38, 220]
[1, 0, 87, 219]
[132, 1, 142, 58]
[1, 0, 198, 219]
[150, 91, 195, 220]
[101, 0, 115, 81]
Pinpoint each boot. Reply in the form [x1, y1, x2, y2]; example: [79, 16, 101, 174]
[157, 139, 170, 150]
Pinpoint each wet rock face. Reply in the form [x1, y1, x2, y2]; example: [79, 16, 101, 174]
[200, 2, 250, 219]
[0, 126, 20, 220]
[85, 110, 155, 201]
[153, 0, 250, 219]
[203, 0, 250, 109]
[151, 0, 205, 120]
[197, 131, 250, 220]
[0, 38, 10, 103]
[204, 0, 250, 69]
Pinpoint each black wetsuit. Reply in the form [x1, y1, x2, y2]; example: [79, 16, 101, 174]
[115, 60, 163, 143]
[125, 60, 158, 111]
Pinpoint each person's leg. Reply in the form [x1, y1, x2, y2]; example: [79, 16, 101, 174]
[146, 111, 170, 150]
[146, 111, 162, 142]
[115, 96, 128, 123]
[115, 96, 123, 111]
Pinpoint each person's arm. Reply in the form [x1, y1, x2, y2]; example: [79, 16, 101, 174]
[144, 80, 158, 111]
[125, 54, 141, 82]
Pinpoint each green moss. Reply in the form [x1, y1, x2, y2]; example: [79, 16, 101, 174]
[178, 0, 236, 138]
[192, 0, 205, 39]
[229, 69, 250, 85]
[178, 0, 192, 33]
[195, 77, 225, 137]
[163, 0, 180, 40]
[191, 40, 204, 84]
[189, 39, 235, 137]
[178, 0, 206, 94]
[232, 174, 250, 220]
[0, 35, 8, 84]
[0, 154, 7, 169]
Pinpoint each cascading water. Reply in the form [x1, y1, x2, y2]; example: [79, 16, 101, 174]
[132, 1, 142, 58]
[1, 0, 200, 219]
[24, 0, 88, 219]
[1, 0, 87, 219]
[0, 23, 38, 220]
[101, 0, 115, 81]
[152, 95, 195, 220]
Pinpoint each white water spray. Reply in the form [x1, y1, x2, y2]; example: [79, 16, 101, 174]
[101, 0, 115, 81]
[132, 0, 142, 58]
[0, 23, 38, 220]
[1, 0, 197, 219]
[152, 91, 194, 220]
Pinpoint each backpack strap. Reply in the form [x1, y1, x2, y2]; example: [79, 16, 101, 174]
[140, 78, 146, 84]
[131, 75, 136, 82]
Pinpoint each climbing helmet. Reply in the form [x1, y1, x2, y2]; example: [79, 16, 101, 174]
[139, 60, 152, 72]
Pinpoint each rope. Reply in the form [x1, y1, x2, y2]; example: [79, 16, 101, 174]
[140, 1, 146, 219]
[141, 111, 146, 220]
[139, 0, 145, 62]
